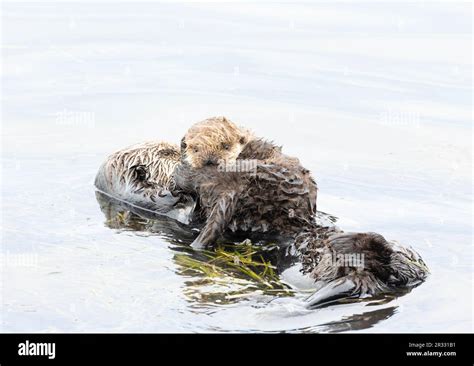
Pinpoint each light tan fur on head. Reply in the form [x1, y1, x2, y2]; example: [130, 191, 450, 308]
[181, 116, 253, 169]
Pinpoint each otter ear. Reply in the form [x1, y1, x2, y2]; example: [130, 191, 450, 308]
[239, 135, 247, 145]
[180, 137, 187, 151]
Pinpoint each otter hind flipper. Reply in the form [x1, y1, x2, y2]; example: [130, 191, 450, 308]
[305, 278, 358, 309]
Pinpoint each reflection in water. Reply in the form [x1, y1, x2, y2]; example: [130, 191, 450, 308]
[95, 191, 196, 244]
[95, 191, 406, 332]
[316, 306, 398, 333]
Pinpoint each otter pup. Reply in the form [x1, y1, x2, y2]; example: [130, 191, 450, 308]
[175, 137, 318, 248]
[95, 141, 195, 224]
[177, 115, 317, 248]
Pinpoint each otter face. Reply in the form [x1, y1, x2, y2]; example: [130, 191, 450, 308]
[180, 116, 249, 169]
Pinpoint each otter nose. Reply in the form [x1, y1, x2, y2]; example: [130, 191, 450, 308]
[204, 157, 218, 166]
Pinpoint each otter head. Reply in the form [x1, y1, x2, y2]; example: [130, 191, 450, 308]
[180, 116, 250, 169]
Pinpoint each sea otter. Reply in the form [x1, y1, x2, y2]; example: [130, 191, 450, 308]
[175, 137, 318, 248]
[177, 115, 318, 247]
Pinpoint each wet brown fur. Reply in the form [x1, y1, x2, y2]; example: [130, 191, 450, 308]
[175, 138, 318, 247]
[180, 116, 253, 169]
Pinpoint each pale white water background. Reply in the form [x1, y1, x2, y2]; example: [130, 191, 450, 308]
[1, 2, 472, 332]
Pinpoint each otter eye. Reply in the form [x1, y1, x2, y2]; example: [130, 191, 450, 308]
[221, 143, 230, 150]
[131, 165, 148, 182]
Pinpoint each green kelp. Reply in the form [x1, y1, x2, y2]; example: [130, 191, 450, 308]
[174, 241, 295, 305]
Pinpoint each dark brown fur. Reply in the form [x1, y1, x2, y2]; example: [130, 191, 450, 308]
[175, 138, 318, 247]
